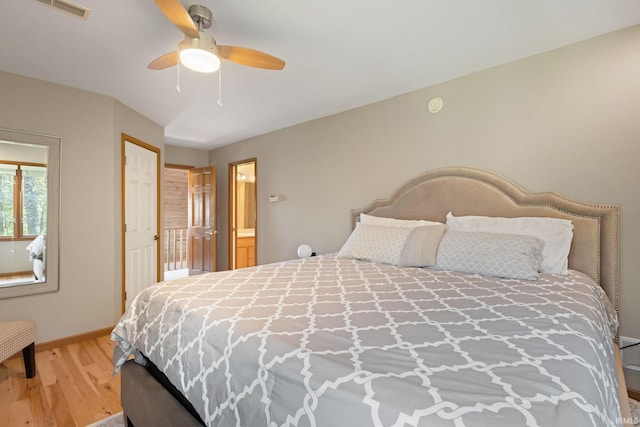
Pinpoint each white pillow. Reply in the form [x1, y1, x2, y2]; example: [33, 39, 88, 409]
[434, 230, 544, 280]
[360, 213, 442, 228]
[338, 223, 412, 265]
[445, 212, 573, 275]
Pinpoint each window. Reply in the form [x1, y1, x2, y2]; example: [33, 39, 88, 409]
[0, 162, 47, 239]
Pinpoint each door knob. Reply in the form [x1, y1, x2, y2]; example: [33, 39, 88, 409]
[154, 235, 159, 241]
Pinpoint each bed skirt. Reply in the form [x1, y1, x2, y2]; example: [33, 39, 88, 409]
[121, 359, 204, 427]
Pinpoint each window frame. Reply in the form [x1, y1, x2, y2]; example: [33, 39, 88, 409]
[0, 159, 48, 241]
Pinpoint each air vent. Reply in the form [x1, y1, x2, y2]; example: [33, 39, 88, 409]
[36, 0, 91, 20]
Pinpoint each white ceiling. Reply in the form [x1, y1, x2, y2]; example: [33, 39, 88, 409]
[2, 1, 640, 150]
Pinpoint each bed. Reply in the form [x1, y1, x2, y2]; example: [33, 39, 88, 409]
[112, 166, 629, 427]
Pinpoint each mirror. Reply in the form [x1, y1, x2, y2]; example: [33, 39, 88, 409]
[236, 163, 256, 232]
[0, 128, 60, 298]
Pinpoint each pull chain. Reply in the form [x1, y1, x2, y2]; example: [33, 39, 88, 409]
[217, 63, 223, 106]
[176, 49, 181, 93]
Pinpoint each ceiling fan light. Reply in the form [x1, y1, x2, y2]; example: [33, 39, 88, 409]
[179, 37, 220, 73]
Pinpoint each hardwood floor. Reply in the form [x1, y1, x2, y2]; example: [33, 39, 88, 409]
[0, 334, 121, 427]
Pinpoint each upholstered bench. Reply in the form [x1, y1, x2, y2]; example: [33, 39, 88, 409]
[0, 321, 36, 378]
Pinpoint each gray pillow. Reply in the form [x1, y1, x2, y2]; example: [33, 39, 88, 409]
[338, 223, 413, 265]
[433, 230, 544, 280]
[398, 224, 447, 267]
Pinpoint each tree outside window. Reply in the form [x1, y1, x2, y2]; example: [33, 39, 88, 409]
[21, 166, 47, 236]
[0, 164, 16, 237]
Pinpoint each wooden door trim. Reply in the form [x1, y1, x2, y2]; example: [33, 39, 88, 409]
[165, 163, 194, 170]
[228, 158, 257, 270]
[121, 133, 162, 313]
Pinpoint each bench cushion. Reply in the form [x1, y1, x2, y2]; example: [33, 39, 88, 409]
[0, 321, 36, 363]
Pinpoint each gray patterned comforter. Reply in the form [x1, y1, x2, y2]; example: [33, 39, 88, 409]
[112, 255, 621, 427]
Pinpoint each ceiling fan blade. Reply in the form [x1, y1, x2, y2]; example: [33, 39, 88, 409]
[148, 51, 179, 70]
[154, 0, 199, 39]
[218, 46, 286, 70]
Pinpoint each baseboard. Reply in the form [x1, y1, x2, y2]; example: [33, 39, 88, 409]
[628, 388, 640, 401]
[35, 326, 115, 352]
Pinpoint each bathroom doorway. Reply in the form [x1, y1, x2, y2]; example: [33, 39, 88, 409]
[229, 159, 257, 269]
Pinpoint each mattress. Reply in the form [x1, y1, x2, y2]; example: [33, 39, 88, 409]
[112, 254, 621, 427]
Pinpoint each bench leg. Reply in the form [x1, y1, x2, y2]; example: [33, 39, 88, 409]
[22, 342, 35, 378]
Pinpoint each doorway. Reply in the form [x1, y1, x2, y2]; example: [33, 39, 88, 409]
[121, 134, 161, 312]
[163, 164, 190, 280]
[229, 159, 257, 269]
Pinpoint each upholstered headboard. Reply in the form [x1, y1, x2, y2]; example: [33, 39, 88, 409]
[351, 167, 620, 314]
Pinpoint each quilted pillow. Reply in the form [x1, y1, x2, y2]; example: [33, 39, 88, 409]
[446, 212, 573, 275]
[338, 223, 412, 265]
[433, 230, 544, 280]
[360, 213, 442, 228]
[398, 224, 447, 267]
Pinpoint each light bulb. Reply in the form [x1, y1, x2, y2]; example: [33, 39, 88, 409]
[179, 36, 220, 73]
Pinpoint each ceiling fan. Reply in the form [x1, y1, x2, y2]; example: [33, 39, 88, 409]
[149, 0, 286, 73]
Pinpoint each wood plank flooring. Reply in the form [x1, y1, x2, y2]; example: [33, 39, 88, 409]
[0, 334, 121, 427]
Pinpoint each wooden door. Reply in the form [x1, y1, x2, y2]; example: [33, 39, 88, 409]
[123, 137, 160, 311]
[188, 166, 216, 274]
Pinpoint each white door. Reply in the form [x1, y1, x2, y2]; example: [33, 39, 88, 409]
[124, 139, 159, 310]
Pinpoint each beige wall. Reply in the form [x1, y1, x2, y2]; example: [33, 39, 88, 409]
[210, 24, 640, 338]
[0, 71, 164, 342]
[165, 145, 210, 168]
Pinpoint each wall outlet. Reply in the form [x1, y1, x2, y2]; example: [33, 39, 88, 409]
[621, 336, 640, 371]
